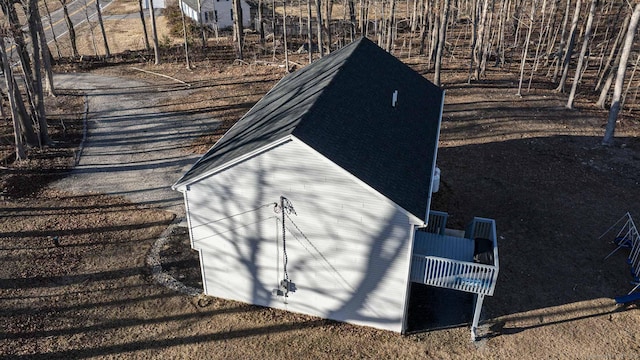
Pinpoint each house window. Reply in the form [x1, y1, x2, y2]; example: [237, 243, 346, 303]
[230, 9, 233, 20]
[213, 11, 218, 22]
[204, 11, 209, 22]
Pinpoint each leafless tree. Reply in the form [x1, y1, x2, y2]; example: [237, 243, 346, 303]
[315, 0, 324, 56]
[385, 0, 396, 52]
[259, 0, 265, 45]
[0, 34, 26, 159]
[2, 0, 48, 146]
[82, 0, 99, 56]
[434, 0, 450, 86]
[42, 0, 62, 58]
[602, 3, 640, 146]
[307, 0, 313, 63]
[325, 0, 333, 52]
[283, 0, 289, 72]
[552, 0, 572, 82]
[555, 0, 582, 93]
[33, 0, 55, 96]
[566, 0, 599, 108]
[149, 0, 160, 64]
[233, 0, 244, 59]
[138, 0, 151, 51]
[197, 0, 206, 48]
[516, 0, 536, 96]
[25, 0, 49, 145]
[95, 0, 110, 57]
[59, 0, 78, 58]
[179, 0, 191, 68]
[596, 9, 631, 108]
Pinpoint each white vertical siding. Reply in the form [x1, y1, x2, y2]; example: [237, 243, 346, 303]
[142, 0, 166, 9]
[184, 140, 415, 332]
[187, 0, 252, 29]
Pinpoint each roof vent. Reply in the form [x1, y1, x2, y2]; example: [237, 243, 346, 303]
[392, 90, 398, 107]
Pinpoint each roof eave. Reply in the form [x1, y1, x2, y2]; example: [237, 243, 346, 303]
[172, 135, 294, 191]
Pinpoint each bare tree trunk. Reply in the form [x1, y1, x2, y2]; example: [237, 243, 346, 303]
[43, 0, 62, 59]
[60, 0, 78, 57]
[34, 1, 56, 96]
[495, 0, 508, 67]
[0, 87, 5, 119]
[566, 0, 599, 109]
[434, 0, 450, 86]
[233, 0, 244, 59]
[516, 0, 536, 96]
[315, 0, 324, 56]
[259, 0, 265, 45]
[596, 9, 629, 91]
[283, 0, 289, 71]
[82, 0, 99, 56]
[473, 0, 489, 79]
[528, 0, 547, 86]
[555, 0, 582, 93]
[428, 0, 439, 64]
[552, 0, 572, 82]
[0, 13, 37, 149]
[138, 0, 151, 51]
[467, 0, 479, 83]
[602, 3, 640, 146]
[197, 0, 206, 48]
[540, 0, 559, 69]
[95, 0, 110, 57]
[349, 0, 356, 40]
[179, 0, 191, 69]
[418, 0, 428, 54]
[300, 0, 304, 37]
[26, 0, 50, 145]
[385, 0, 396, 52]
[596, 41, 623, 108]
[325, 0, 333, 52]
[3, 0, 41, 145]
[149, 0, 160, 64]
[599, 4, 624, 68]
[0, 34, 26, 159]
[308, 0, 313, 63]
[478, 0, 495, 78]
[621, 53, 640, 110]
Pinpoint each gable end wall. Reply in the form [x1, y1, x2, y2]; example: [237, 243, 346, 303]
[183, 140, 415, 332]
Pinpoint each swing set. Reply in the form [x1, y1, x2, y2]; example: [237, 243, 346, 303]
[600, 212, 640, 303]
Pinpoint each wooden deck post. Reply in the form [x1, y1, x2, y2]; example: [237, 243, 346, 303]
[471, 293, 485, 341]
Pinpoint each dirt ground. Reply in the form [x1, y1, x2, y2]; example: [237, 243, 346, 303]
[2, 4, 640, 359]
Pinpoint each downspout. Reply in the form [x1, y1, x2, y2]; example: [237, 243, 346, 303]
[183, 185, 208, 295]
[400, 222, 419, 334]
[425, 90, 445, 224]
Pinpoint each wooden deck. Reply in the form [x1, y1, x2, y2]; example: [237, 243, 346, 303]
[410, 217, 499, 297]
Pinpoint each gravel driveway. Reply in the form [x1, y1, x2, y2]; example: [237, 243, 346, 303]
[51, 73, 218, 216]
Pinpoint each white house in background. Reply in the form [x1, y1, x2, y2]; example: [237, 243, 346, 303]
[142, 0, 166, 9]
[180, 0, 251, 30]
[173, 37, 499, 338]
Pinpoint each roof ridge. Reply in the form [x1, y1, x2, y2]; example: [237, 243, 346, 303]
[291, 37, 368, 135]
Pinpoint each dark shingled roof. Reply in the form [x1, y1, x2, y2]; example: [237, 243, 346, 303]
[174, 37, 444, 221]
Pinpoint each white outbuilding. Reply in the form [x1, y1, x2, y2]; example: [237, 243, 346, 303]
[173, 37, 499, 337]
[180, 0, 252, 30]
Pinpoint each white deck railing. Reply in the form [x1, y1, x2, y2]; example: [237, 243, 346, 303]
[410, 255, 498, 296]
[411, 216, 499, 296]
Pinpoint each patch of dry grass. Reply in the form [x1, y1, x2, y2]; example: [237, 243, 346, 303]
[102, 0, 142, 15]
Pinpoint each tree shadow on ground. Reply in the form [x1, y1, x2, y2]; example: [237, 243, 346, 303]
[431, 134, 640, 321]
